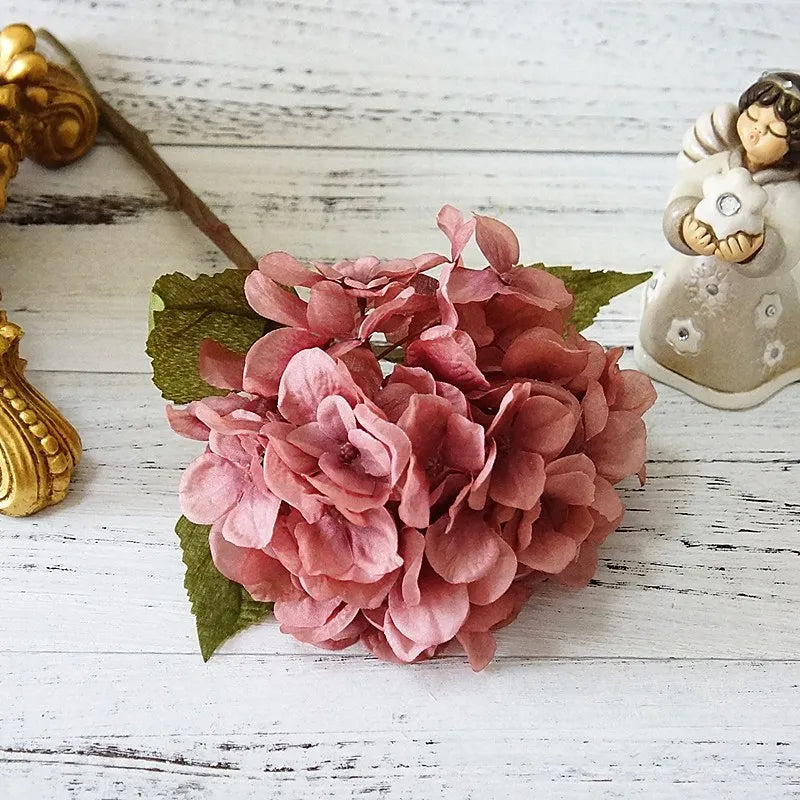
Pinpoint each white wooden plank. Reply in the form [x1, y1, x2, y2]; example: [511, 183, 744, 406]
[2, 369, 799, 659]
[1, 655, 798, 799]
[2, 146, 671, 372]
[9, 0, 800, 153]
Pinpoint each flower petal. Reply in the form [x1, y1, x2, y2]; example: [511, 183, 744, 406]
[198, 340, 246, 391]
[474, 214, 520, 273]
[219, 483, 281, 549]
[180, 452, 243, 524]
[426, 509, 501, 583]
[243, 328, 325, 397]
[209, 523, 295, 602]
[306, 280, 359, 338]
[245, 271, 309, 327]
[277, 348, 360, 425]
[389, 569, 470, 649]
[257, 251, 321, 288]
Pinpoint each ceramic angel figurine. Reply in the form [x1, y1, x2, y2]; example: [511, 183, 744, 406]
[635, 72, 800, 408]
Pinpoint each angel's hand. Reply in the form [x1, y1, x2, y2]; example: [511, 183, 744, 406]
[681, 214, 717, 256]
[715, 231, 765, 263]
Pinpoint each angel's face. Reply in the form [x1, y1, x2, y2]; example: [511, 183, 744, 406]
[737, 103, 789, 167]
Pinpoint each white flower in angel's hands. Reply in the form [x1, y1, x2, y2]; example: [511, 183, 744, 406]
[694, 167, 768, 239]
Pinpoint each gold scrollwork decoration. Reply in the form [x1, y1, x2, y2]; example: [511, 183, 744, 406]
[0, 23, 97, 515]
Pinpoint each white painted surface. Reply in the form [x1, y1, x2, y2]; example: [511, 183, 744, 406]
[1, 2, 798, 797]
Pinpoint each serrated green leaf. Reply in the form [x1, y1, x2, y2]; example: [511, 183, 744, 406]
[146, 269, 276, 404]
[530, 264, 651, 331]
[175, 515, 272, 661]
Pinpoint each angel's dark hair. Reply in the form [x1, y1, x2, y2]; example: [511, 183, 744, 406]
[739, 72, 800, 163]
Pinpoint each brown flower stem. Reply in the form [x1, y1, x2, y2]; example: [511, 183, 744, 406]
[36, 28, 258, 272]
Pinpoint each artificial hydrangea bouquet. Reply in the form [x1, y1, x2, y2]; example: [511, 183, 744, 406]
[148, 205, 655, 670]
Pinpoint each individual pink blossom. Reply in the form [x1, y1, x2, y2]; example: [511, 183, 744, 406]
[261, 347, 411, 519]
[171, 394, 281, 550]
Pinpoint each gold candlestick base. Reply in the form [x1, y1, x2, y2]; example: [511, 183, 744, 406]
[0, 314, 81, 516]
[0, 23, 97, 515]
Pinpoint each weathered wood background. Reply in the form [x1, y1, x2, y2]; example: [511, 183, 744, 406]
[2, 2, 799, 797]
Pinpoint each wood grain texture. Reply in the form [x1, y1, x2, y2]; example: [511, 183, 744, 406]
[2, 3, 799, 797]
[9, 0, 800, 152]
[2, 656, 799, 799]
[2, 145, 669, 372]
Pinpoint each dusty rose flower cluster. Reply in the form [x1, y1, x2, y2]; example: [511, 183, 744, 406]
[170, 206, 655, 670]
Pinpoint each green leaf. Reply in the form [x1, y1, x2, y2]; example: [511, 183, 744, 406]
[146, 269, 276, 404]
[175, 515, 272, 661]
[531, 265, 651, 332]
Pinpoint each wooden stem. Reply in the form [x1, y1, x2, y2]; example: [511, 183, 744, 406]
[36, 28, 258, 272]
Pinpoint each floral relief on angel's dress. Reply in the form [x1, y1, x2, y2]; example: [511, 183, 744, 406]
[763, 340, 785, 369]
[666, 317, 703, 355]
[686, 257, 735, 316]
[754, 292, 783, 330]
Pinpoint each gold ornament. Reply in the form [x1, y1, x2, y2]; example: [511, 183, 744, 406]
[0, 23, 97, 515]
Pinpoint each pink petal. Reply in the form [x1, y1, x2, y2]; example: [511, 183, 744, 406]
[490, 450, 546, 511]
[243, 328, 325, 397]
[507, 266, 574, 311]
[544, 454, 597, 505]
[353, 404, 411, 485]
[467, 537, 517, 605]
[613, 370, 658, 415]
[209, 523, 295, 602]
[198, 340, 246, 391]
[296, 508, 401, 582]
[301, 572, 396, 610]
[349, 428, 392, 476]
[287, 421, 338, 457]
[412, 252, 448, 271]
[467, 439, 496, 511]
[357, 286, 415, 340]
[257, 251, 321, 288]
[166, 403, 211, 441]
[398, 457, 431, 529]
[474, 214, 520, 273]
[582, 380, 610, 440]
[517, 520, 578, 573]
[406, 326, 489, 393]
[502, 328, 589, 380]
[436, 204, 476, 262]
[274, 595, 340, 628]
[277, 348, 360, 425]
[383, 614, 431, 662]
[513, 393, 580, 460]
[180, 452, 243, 524]
[399, 527, 426, 606]
[317, 452, 377, 495]
[586, 410, 647, 484]
[306, 471, 387, 512]
[591, 476, 625, 524]
[397, 393, 451, 464]
[245, 271, 309, 327]
[306, 280, 359, 338]
[443, 412, 485, 473]
[317, 394, 357, 442]
[456, 630, 497, 672]
[219, 483, 281, 549]
[263, 443, 324, 523]
[388, 569, 470, 649]
[385, 364, 437, 395]
[426, 510, 501, 583]
[337, 346, 383, 399]
[445, 265, 505, 304]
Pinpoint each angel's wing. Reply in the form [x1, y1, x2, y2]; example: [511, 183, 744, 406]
[676, 103, 740, 171]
